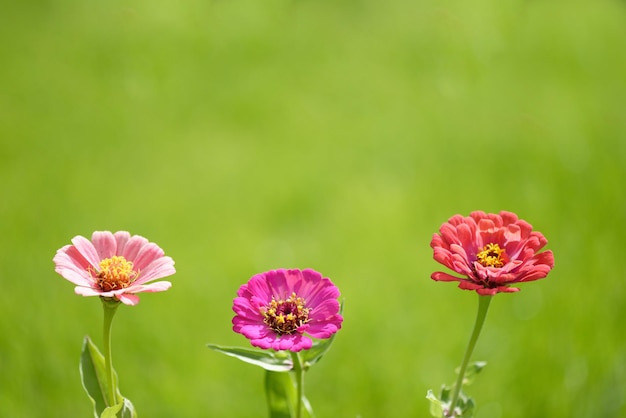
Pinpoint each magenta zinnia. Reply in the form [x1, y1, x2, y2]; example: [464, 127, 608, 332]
[430, 211, 554, 295]
[233, 268, 343, 352]
[54, 231, 175, 305]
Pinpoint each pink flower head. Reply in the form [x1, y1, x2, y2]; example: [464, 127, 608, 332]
[53, 231, 175, 306]
[232, 268, 343, 352]
[430, 211, 554, 295]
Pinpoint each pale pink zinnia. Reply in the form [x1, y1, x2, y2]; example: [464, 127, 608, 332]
[233, 268, 343, 352]
[54, 231, 175, 306]
[430, 211, 554, 295]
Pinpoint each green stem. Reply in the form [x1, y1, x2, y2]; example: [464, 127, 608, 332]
[446, 295, 492, 417]
[102, 298, 120, 407]
[290, 351, 305, 418]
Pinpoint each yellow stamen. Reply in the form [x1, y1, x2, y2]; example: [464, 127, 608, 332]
[94, 256, 138, 291]
[476, 243, 507, 268]
[261, 292, 310, 335]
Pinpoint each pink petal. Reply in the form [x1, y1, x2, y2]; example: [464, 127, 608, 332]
[75, 286, 102, 297]
[54, 250, 94, 286]
[133, 242, 165, 271]
[120, 235, 149, 261]
[134, 257, 175, 285]
[57, 268, 93, 286]
[113, 231, 131, 255]
[127, 281, 172, 294]
[91, 231, 117, 260]
[71, 236, 101, 268]
[117, 293, 140, 305]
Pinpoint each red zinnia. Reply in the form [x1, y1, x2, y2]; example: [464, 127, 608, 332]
[430, 211, 554, 295]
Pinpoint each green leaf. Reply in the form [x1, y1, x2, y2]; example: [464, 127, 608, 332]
[426, 389, 444, 418]
[427, 384, 478, 418]
[300, 331, 337, 370]
[101, 403, 124, 418]
[302, 396, 315, 418]
[79, 336, 137, 418]
[118, 398, 137, 418]
[265, 370, 297, 418]
[459, 361, 487, 386]
[207, 344, 292, 372]
[100, 399, 136, 418]
[80, 336, 109, 418]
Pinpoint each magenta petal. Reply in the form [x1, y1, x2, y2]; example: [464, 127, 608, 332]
[250, 336, 275, 350]
[301, 280, 340, 308]
[290, 335, 313, 353]
[307, 320, 341, 339]
[245, 275, 273, 301]
[232, 268, 342, 351]
[275, 335, 296, 351]
[233, 322, 259, 338]
[236, 323, 273, 339]
[309, 299, 339, 320]
[265, 269, 291, 298]
[233, 298, 262, 319]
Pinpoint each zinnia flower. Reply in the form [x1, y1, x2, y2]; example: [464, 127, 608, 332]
[232, 268, 343, 352]
[54, 231, 175, 305]
[430, 211, 554, 295]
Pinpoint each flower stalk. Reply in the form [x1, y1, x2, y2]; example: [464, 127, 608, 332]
[446, 295, 492, 417]
[102, 298, 120, 407]
[290, 351, 305, 418]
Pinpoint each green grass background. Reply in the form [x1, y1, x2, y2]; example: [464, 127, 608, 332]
[1, 0, 625, 417]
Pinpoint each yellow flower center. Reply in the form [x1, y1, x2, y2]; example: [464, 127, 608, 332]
[476, 243, 507, 268]
[261, 292, 310, 335]
[95, 256, 138, 292]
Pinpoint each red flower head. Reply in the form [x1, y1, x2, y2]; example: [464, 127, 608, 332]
[430, 211, 554, 295]
[232, 268, 343, 352]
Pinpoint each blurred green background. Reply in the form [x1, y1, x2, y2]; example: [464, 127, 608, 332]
[1, 0, 625, 417]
